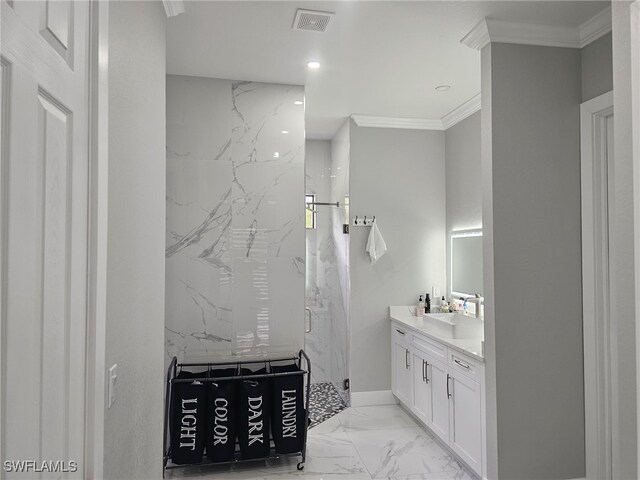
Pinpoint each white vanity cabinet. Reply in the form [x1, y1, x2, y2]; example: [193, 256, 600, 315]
[411, 335, 451, 445]
[448, 350, 483, 474]
[411, 348, 430, 422]
[427, 354, 451, 444]
[390, 321, 485, 477]
[391, 326, 412, 406]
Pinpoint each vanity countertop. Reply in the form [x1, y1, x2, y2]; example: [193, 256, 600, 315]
[389, 306, 484, 362]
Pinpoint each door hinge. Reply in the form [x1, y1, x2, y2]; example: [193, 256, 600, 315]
[343, 378, 350, 390]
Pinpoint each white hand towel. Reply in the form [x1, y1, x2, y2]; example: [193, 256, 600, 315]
[366, 222, 387, 265]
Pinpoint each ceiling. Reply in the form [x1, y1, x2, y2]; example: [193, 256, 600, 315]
[167, 1, 609, 140]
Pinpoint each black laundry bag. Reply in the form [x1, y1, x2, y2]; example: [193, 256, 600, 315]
[206, 367, 238, 462]
[270, 363, 305, 454]
[170, 371, 207, 465]
[237, 367, 270, 459]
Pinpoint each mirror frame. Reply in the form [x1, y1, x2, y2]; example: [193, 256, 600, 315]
[450, 229, 483, 299]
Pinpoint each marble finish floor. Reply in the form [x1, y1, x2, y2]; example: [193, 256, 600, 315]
[309, 382, 348, 427]
[167, 405, 476, 480]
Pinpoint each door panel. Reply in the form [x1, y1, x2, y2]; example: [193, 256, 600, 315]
[41, 0, 73, 66]
[45, 0, 71, 48]
[412, 351, 429, 423]
[0, 53, 9, 473]
[393, 340, 411, 405]
[38, 89, 72, 464]
[427, 357, 449, 444]
[450, 372, 482, 474]
[1, 1, 89, 477]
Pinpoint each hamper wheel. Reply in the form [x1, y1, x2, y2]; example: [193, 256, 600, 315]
[297, 462, 305, 471]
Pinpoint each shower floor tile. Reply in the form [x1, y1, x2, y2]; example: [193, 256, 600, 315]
[309, 382, 348, 428]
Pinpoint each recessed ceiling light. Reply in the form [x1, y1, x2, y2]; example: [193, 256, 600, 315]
[294, 100, 304, 105]
[273, 152, 280, 158]
[435, 85, 451, 92]
[307, 61, 321, 69]
[281, 130, 289, 134]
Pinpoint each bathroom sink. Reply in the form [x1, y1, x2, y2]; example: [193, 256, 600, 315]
[422, 313, 484, 339]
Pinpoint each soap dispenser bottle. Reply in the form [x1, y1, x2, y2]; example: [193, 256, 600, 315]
[425, 294, 431, 314]
[417, 295, 425, 316]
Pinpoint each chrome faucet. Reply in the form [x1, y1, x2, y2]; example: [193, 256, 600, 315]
[466, 294, 484, 319]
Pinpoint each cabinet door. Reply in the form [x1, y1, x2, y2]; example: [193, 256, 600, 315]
[393, 340, 412, 406]
[412, 351, 430, 423]
[449, 371, 482, 475]
[427, 356, 450, 444]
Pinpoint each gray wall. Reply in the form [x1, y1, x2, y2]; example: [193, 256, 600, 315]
[445, 111, 482, 297]
[482, 43, 584, 479]
[165, 75, 306, 362]
[349, 123, 446, 393]
[611, 3, 638, 477]
[104, 2, 166, 478]
[582, 32, 613, 102]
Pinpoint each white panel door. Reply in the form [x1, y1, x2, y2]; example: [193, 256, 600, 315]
[426, 356, 450, 444]
[412, 350, 429, 423]
[449, 372, 482, 475]
[1, 1, 90, 477]
[580, 91, 614, 480]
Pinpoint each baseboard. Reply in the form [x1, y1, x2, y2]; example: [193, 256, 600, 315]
[350, 390, 398, 407]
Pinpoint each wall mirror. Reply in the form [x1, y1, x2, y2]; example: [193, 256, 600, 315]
[450, 229, 483, 297]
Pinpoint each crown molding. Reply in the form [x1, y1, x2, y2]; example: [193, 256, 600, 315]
[460, 19, 490, 50]
[163, 0, 185, 18]
[441, 93, 481, 130]
[461, 18, 580, 50]
[351, 115, 444, 131]
[351, 93, 482, 132]
[461, 7, 611, 52]
[578, 6, 611, 48]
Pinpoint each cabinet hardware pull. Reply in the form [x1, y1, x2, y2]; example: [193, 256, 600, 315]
[447, 374, 452, 398]
[396, 329, 405, 335]
[425, 361, 430, 384]
[454, 358, 471, 369]
[422, 360, 426, 381]
[405, 349, 410, 369]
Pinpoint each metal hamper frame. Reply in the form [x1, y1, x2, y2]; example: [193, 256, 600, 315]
[162, 349, 311, 477]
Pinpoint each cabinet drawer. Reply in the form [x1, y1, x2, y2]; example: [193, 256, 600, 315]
[392, 323, 410, 344]
[448, 350, 480, 382]
[413, 333, 446, 362]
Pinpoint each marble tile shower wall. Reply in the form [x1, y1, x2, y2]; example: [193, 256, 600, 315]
[165, 75, 305, 362]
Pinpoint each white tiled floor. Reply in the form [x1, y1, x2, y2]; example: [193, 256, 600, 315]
[166, 405, 476, 480]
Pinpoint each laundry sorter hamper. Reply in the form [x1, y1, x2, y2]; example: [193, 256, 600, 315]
[162, 350, 311, 477]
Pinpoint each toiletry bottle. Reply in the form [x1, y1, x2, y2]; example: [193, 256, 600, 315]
[417, 295, 424, 316]
[463, 298, 468, 315]
[441, 296, 447, 313]
[425, 294, 431, 314]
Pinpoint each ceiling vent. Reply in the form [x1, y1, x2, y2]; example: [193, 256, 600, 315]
[292, 9, 334, 33]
